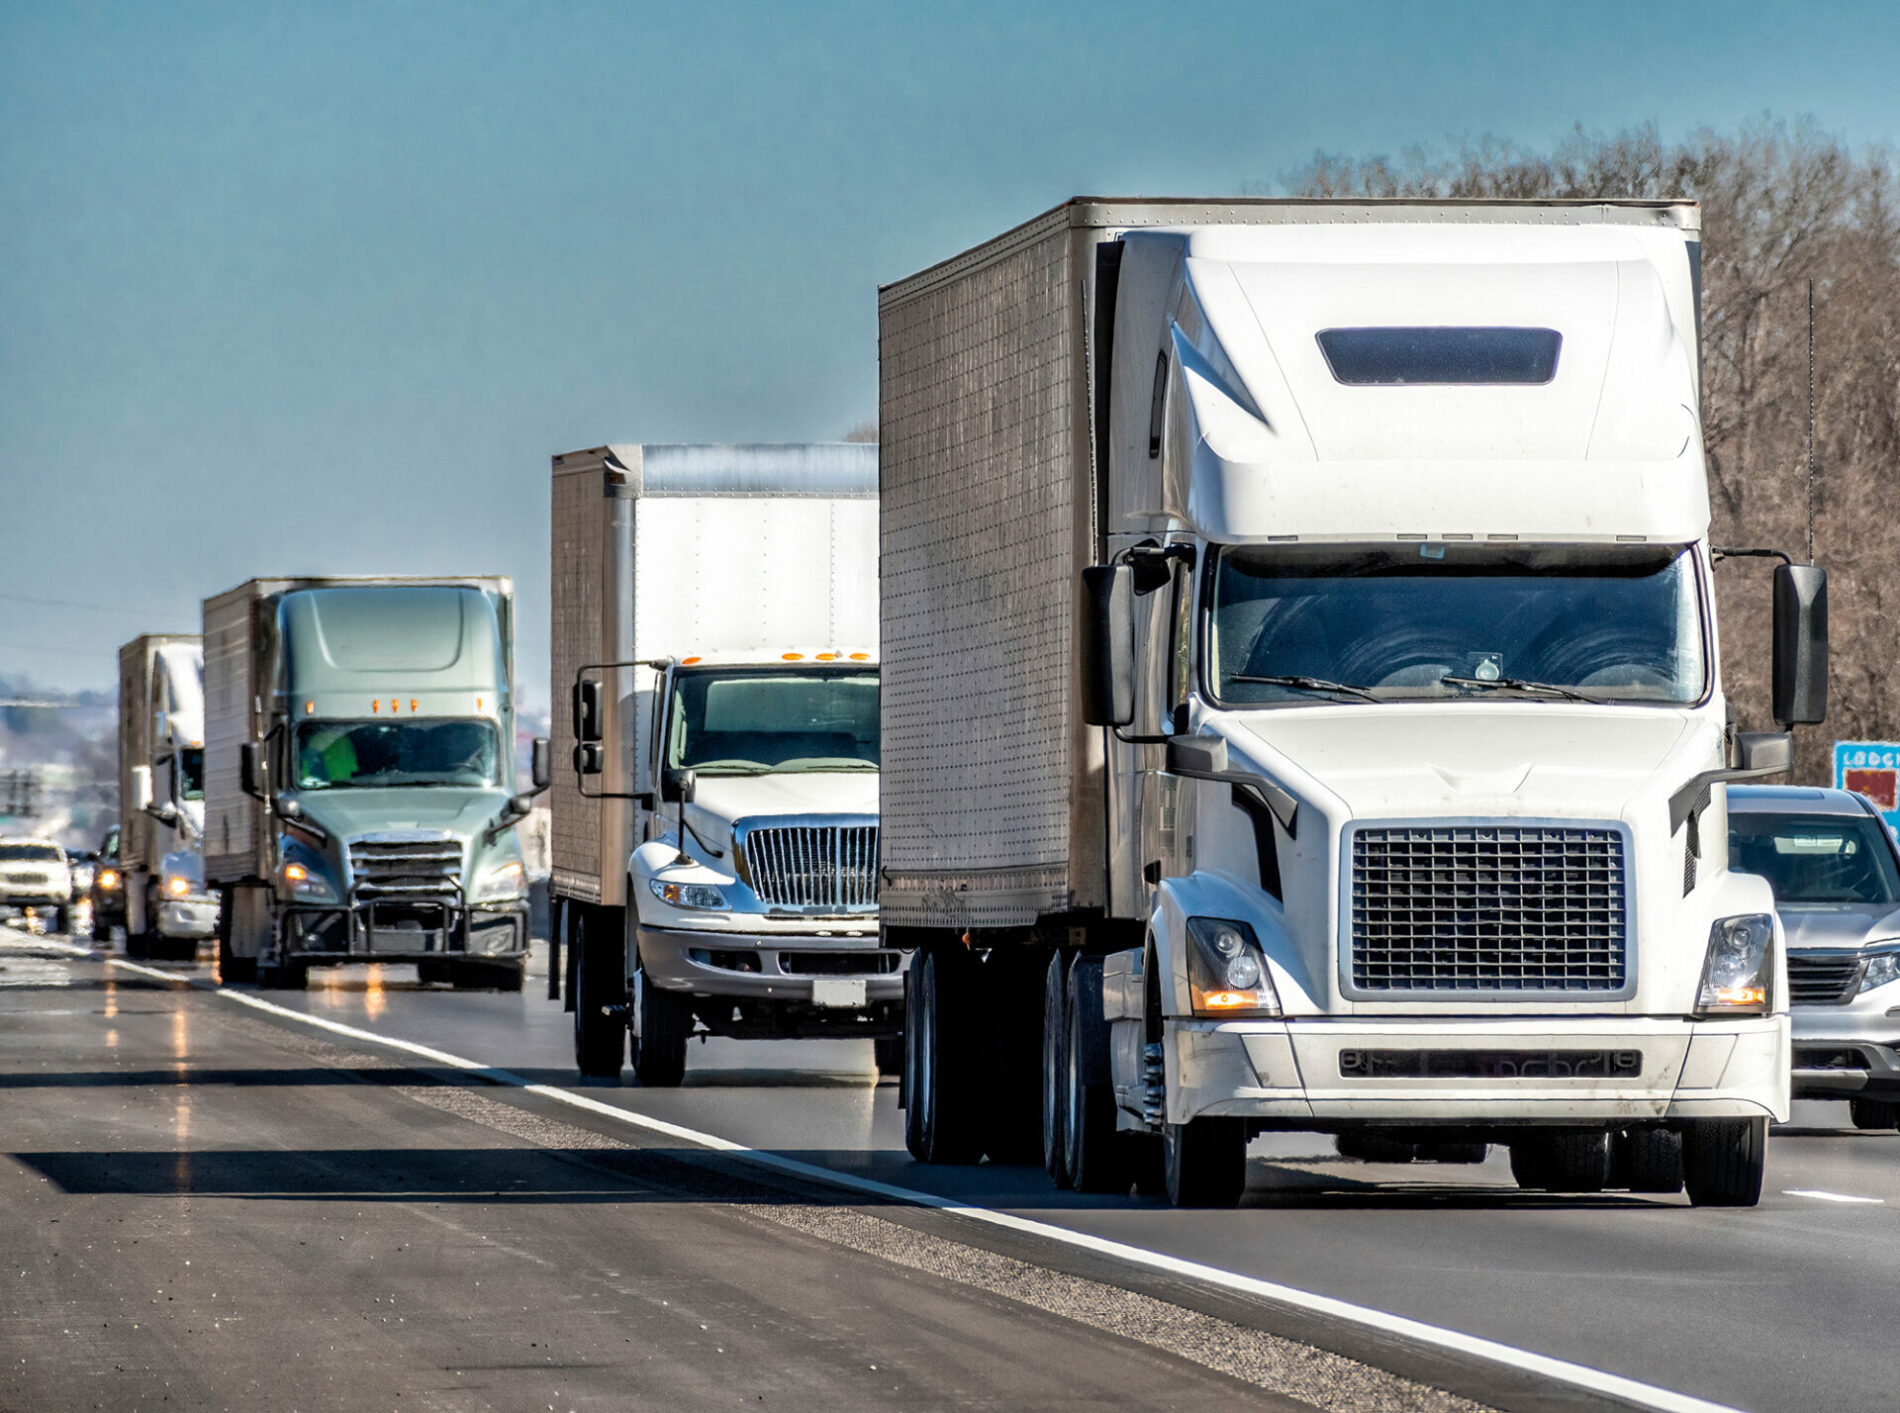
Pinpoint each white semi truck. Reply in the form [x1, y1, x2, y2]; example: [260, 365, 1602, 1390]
[118, 634, 220, 959]
[550, 443, 899, 1084]
[878, 198, 1829, 1208]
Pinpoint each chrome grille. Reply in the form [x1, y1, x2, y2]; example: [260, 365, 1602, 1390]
[347, 835, 463, 897]
[5, 872, 50, 886]
[741, 825, 878, 909]
[1350, 824, 1628, 993]
[1787, 953, 1865, 1005]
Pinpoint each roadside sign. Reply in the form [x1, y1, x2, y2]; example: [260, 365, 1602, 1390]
[1835, 741, 1900, 830]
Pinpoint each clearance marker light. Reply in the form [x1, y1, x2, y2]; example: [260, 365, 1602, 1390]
[816, 652, 837, 661]
[476, 697, 483, 711]
[783, 652, 804, 661]
[849, 652, 870, 661]
[681, 657, 702, 666]
[390, 699, 399, 713]
[304, 701, 314, 715]
[371, 700, 379, 713]
[409, 699, 418, 712]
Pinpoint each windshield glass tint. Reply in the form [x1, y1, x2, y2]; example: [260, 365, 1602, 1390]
[177, 747, 205, 801]
[0, 843, 63, 862]
[1209, 544, 1705, 704]
[1730, 813, 1900, 905]
[294, 719, 500, 790]
[667, 668, 878, 775]
[1317, 327, 1562, 385]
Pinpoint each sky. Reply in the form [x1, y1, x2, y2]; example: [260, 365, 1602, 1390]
[4, 0, 1900, 707]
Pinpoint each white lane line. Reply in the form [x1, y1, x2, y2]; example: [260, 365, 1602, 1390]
[1784, 1189, 1885, 1204]
[44, 937, 1743, 1413]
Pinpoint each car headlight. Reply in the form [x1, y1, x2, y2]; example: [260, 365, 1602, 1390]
[1184, 916, 1280, 1016]
[651, 878, 727, 911]
[165, 875, 192, 898]
[1697, 913, 1775, 1015]
[280, 860, 338, 903]
[1860, 949, 1900, 993]
[96, 868, 120, 891]
[472, 860, 526, 902]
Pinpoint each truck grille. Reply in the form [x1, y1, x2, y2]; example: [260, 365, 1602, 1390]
[1349, 824, 1628, 993]
[1786, 953, 1865, 1005]
[348, 835, 463, 897]
[5, 872, 50, 886]
[741, 825, 877, 910]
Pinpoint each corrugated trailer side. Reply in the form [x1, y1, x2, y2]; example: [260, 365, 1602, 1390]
[877, 209, 1102, 931]
[117, 638, 155, 872]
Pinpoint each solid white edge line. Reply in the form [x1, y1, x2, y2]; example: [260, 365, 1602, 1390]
[20, 934, 1743, 1413]
[1783, 1189, 1884, 1204]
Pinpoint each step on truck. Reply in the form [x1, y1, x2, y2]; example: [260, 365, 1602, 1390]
[118, 634, 220, 960]
[879, 198, 1829, 1208]
[550, 443, 899, 1085]
[204, 576, 548, 990]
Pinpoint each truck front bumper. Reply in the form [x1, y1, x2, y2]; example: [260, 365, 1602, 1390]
[278, 901, 530, 964]
[1169, 1015, 1790, 1126]
[158, 896, 220, 939]
[1790, 1005, 1900, 1099]
[637, 924, 906, 1007]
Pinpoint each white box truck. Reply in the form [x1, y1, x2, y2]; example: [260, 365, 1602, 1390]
[551, 443, 899, 1084]
[879, 198, 1829, 1207]
[204, 576, 546, 989]
[118, 634, 220, 958]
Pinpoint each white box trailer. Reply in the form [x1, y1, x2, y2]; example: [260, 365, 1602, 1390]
[879, 198, 1829, 1206]
[550, 443, 897, 1084]
[117, 634, 218, 957]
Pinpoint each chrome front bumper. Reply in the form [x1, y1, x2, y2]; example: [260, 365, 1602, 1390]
[637, 924, 906, 1005]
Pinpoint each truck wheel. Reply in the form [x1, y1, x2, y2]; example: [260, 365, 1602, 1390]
[1682, 1117, 1768, 1207]
[1413, 1141, 1487, 1165]
[1041, 950, 1073, 1187]
[1849, 1098, 1898, 1131]
[257, 961, 308, 990]
[872, 1035, 904, 1078]
[1163, 1117, 1246, 1208]
[217, 929, 255, 985]
[1614, 1128, 1684, 1194]
[51, 905, 71, 936]
[1066, 956, 1128, 1194]
[90, 912, 111, 944]
[1510, 1131, 1610, 1192]
[571, 907, 626, 1080]
[904, 944, 984, 1164]
[631, 956, 690, 1087]
[162, 935, 200, 963]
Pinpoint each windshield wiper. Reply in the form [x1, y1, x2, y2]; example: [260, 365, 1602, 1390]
[1440, 675, 1605, 704]
[1231, 674, 1380, 703]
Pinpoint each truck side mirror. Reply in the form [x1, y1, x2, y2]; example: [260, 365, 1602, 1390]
[573, 679, 603, 745]
[572, 743, 603, 777]
[1734, 732, 1793, 774]
[1772, 563, 1828, 727]
[531, 737, 551, 791]
[130, 764, 154, 813]
[1080, 564, 1136, 728]
[239, 741, 265, 800]
[660, 767, 696, 805]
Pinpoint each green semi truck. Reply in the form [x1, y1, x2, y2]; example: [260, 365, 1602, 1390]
[203, 576, 548, 990]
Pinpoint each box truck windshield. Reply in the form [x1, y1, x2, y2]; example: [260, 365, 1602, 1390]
[666, 667, 879, 775]
[177, 748, 205, 800]
[1208, 543, 1706, 705]
[293, 719, 501, 789]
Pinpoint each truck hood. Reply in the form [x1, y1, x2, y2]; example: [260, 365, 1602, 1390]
[1780, 903, 1900, 951]
[683, 772, 879, 853]
[1229, 707, 1696, 822]
[292, 787, 513, 843]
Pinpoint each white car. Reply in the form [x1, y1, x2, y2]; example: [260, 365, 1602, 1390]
[0, 838, 75, 932]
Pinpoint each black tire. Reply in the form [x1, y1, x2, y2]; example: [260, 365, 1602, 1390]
[1042, 950, 1073, 1188]
[982, 949, 1047, 1165]
[1614, 1129, 1685, 1194]
[1413, 1141, 1488, 1165]
[631, 952, 691, 1087]
[1164, 1116, 1247, 1207]
[1682, 1117, 1768, 1208]
[571, 906, 627, 1080]
[1849, 1098, 1898, 1131]
[1336, 1132, 1419, 1164]
[872, 1035, 904, 1077]
[217, 928, 255, 985]
[51, 906, 71, 936]
[1509, 1140, 1553, 1191]
[161, 934, 200, 963]
[417, 961, 453, 985]
[904, 944, 984, 1164]
[124, 922, 151, 960]
[1066, 956, 1129, 1194]
[1513, 1131, 1611, 1192]
[257, 961, 308, 990]
[454, 960, 525, 992]
[90, 912, 110, 944]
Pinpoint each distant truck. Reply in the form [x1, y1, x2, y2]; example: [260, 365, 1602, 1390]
[118, 634, 220, 959]
[550, 443, 898, 1084]
[878, 198, 1828, 1208]
[203, 576, 548, 989]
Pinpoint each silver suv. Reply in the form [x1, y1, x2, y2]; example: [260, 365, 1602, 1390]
[1729, 786, 1900, 1128]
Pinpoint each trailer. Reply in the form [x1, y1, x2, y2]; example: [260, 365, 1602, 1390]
[117, 634, 217, 959]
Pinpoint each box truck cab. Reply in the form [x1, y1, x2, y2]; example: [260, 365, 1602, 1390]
[119, 635, 220, 959]
[205, 577, 547, 990]
[551, 443, 900, 1085]
[878, 199, 1828, 1209]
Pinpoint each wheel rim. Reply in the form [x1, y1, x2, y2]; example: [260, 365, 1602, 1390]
[917, 957, 937, 1152]
[1064, 982, 1084, 1172]
[1041, 959, 1064, 1175]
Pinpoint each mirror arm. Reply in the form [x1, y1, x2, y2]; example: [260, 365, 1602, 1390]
[1668, 762, 1792, 834]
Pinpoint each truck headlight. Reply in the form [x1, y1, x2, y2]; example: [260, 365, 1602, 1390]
[1185, 917, 1280, 1016]
[165, 875, 192, 898]
[472, 860, 525, 902]
[281, 861, 338, 903]
[1697, 913, 1775, 1015]
[651, 878, 727, 911]
[96, 868, 120, 892]
[1860, 948, 1900, 993]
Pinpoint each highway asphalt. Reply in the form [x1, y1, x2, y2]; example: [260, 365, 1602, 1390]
[5, 924, 1897, 1412]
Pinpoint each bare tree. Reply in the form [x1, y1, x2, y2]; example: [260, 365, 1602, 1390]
[842, 419, 878, 443]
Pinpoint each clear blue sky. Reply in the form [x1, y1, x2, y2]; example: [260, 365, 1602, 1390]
[4, 0, 1898, 703]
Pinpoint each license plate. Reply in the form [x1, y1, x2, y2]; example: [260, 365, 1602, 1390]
[810, 978, 867, 1008]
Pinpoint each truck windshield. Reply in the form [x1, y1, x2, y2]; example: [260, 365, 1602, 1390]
[666, 668, 878, 775]
[1208, 543, 1705, 705]
[176, 747, 205, 801]
[1730, 813, 1900, 905]
[293, 719, 501, 790]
